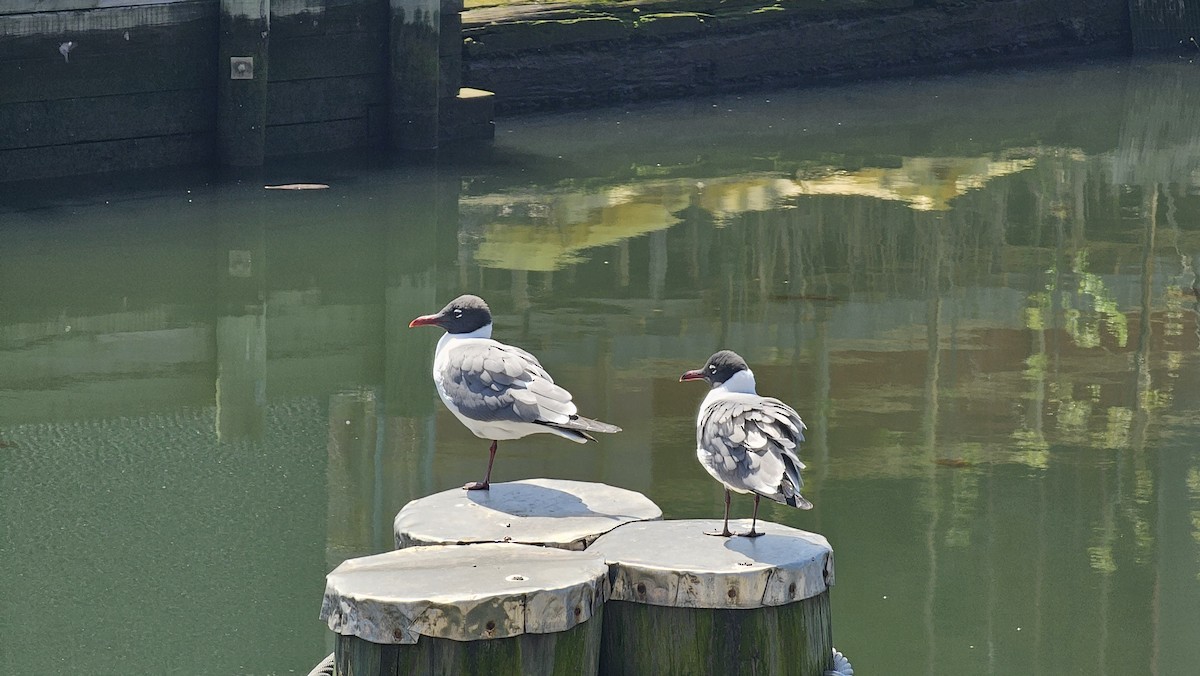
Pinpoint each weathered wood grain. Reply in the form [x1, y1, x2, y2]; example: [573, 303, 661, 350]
[598, 593, 833, 676]
[322, 543, 609, 675]
[334, 606, 605, 676]
[393, 479, 661, 550]
[589, 520, 835, 676]
[0, 88, 212, 150]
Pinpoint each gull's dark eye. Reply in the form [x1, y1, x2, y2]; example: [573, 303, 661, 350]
[453, 308, 463, 317]
[709, 364, 717, 372]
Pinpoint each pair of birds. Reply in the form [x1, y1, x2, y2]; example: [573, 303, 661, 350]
[409, 294, 812, 538]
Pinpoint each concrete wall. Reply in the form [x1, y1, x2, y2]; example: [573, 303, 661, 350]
[462, 0, 1132, 113]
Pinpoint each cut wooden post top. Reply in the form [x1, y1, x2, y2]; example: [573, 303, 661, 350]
[393, 478, 663, 550]
[589, 519, 834, 609]
[320, 543, 609, 645]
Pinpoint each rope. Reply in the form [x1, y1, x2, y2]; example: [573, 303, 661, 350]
[825, 647, 854, 676]
[306, 652, 335, 676]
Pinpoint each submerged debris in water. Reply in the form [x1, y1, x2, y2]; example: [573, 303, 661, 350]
[934, 458, 972, 468]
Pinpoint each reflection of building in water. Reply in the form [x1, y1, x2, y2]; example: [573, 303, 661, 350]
[460, 153, 1040, 273]
[462, 186, 689, 271]
[793, 154, 1037, 211]
[460, 175, 825, 272]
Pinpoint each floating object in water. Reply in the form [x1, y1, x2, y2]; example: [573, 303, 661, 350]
[409, 294, 621, 490]
[263, 183, 329, 190]
[59, 41, 75, 62]
[681, 349, 812, 538]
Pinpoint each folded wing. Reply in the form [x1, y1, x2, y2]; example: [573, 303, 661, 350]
[441, 342, 577, 423]
[699, 395, 811, 509]
[441, 341, 621, 436]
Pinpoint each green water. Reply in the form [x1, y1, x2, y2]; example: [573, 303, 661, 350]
[4, 58, 1200, 674]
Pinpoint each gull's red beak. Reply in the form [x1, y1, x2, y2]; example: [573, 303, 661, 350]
[408, 313, 442, 328]
[679, 369, 706, 382]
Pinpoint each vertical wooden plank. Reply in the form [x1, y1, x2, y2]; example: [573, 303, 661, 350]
[218, 0, 270, 165]
[591, 520, 835, 676]
[389, 0, 439, 150]
[598, 596, 833, 676]
[383, 613, 604, 675]
[336, 635, 383, 676]
[324, 544, 610, 675]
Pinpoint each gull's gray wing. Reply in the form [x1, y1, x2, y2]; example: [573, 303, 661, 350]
[439, 340, 578, 425]
[698, 394, 811, 508]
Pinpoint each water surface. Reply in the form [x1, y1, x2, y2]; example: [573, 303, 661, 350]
[4, 58, 1200, 675]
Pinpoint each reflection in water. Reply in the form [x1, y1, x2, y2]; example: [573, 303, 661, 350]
[3, 60, 1200, 675]
[216, 193, 268, 441]
[793, 154, 1037, 211]
[462, 154, 1035, 273]
[462, 186, 686, 271]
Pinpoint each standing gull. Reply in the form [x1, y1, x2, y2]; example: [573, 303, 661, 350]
[409, 294, 621, 490]
[680, 350, 812, 537]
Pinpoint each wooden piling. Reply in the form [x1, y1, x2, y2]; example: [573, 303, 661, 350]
[589, 519, 836, 676]
[388, 0, 440, 150]
[217, 0, 269, 166]
[320, 543, 609, 676]
[393, 478, 663, 551]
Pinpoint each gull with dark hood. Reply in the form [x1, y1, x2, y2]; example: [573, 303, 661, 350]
[681, 349, 812, 537]
[410, 294, 621, 490]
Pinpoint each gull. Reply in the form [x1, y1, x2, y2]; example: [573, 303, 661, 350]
[410, 294, 621, 490]
[680, 350, 812, 537]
